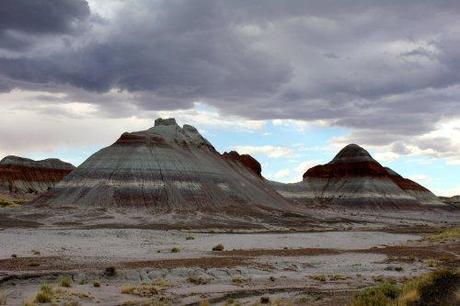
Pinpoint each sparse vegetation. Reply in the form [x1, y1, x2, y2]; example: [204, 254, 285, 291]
[34, 283, 53, 303]
[350, 281, 400, 306]
[186, 236, 195, 240]
[121, 279, 170, 298]
[425, 258, 439, 268]
[426, 226, 460, 241]
[396, 269, 459, 306]
[309, 274, 326, 282]
[171, 247, 180, 253]
[104, 266, 116, 276]
[232, 277, 247, 285]
[187, 276, 211, 285]
[59, 275, 72, 288]
[372, 275, 386, 282]
[329, 274, 350, 281]
[350, 269, 459, 306]
[121, 284, 159, 297]
[31, 250, 40, 256]
[212, 243, 224, 251]
[93, 280, 101, 288]
[0, 199, 14, 207]
[151, 278, 170, 288]
[28, 262, 40, 267]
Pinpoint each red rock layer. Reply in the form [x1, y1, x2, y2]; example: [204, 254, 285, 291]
[0, 156, 75, 193]
[304, 161, 389, 179]
[222, 151, 262, 177]
[388, 175, 429, 192]
[270, 144, 445, 208]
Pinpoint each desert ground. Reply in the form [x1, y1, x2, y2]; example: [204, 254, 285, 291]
[0, 205, 459, 306]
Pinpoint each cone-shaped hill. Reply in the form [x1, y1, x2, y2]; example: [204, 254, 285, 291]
[270, 144, 445, 208]
[39, 118, 293, 215]
[0, 156, 75, 194]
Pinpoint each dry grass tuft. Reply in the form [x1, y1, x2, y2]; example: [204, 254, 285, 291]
[350, 269, 459, 306]
[212, 244, 224, 251]
[34, 283, 54, 303]
[121, 283, 162, 297]
[59, 275, 72, 288]
[426, 226, 460, 241]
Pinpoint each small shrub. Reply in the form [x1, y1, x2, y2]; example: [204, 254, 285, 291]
[34, 283, 53, 303]
[351, 282, 401, 306]
[28, 262, 40, 267]
[152, 278, 170, 288]
[11, 254, 17, 258]
[121, 283, 160, 297]
[31, 250, 40, 256]
[232, 277, 247, 284]
[93, 280, 101, 288]
[187, 276, 210, 285]
[396, 269, 459, 306]
[78, 279, 86, 285]
[425, 259, 438, 268]
[260, 296, 270, 304]
[309, 274, 326, 282]
[212, 244, 224, 251]
[329, 274, 350, 281]
[171, 247, 180, 253]
[426, 226, 460, 241]
[59, 275, 72, 288]
[186, 236, 195, 240]
[104, 266, 116, 276]
[372, 275, 385, 282]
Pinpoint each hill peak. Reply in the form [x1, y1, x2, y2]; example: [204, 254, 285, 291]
[331, 144, 375, 164]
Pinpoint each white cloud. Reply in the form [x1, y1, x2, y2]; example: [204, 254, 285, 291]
[271, 169, 291, 180]
[233, 145, 293, 158]
[434, 185, 460, 197]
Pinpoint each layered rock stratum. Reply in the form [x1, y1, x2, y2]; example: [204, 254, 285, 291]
[440, 195, 460, 207]
[40, 118, 293, 215]
[0, 156, 75, 194]
[270, 144, 445, 208]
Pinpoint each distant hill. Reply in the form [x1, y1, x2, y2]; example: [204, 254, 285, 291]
[270, 144, 445, 208]
[0, 155, 74, 194]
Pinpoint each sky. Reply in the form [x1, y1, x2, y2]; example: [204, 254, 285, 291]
[0, 0, 459, 196]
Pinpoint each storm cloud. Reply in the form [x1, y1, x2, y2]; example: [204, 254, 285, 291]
[1, 0, 460, 160]
[0, 0, 90, 50]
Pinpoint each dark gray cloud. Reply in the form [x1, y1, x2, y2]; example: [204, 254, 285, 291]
[0, 0, 90, 50]
[0, 0, 460, 157]
[0, 0, 90, 34]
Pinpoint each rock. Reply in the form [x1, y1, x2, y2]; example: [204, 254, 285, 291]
[36, 118, 293, 216]
[0, 155, 75, 194]
[222, 151, 262, 177]
[270, 144, 445, 208]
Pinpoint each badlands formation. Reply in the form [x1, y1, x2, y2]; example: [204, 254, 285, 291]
[0, 155, 74, 194]
[36, 118, 295, 221]
[271, 144, 445, 208]
[0, 156, 74, 202]
[0, 119, 459, 306]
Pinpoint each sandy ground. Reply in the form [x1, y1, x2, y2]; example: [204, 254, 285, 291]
[0, 203, 459, 305]
[0, 226, 458, 306]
